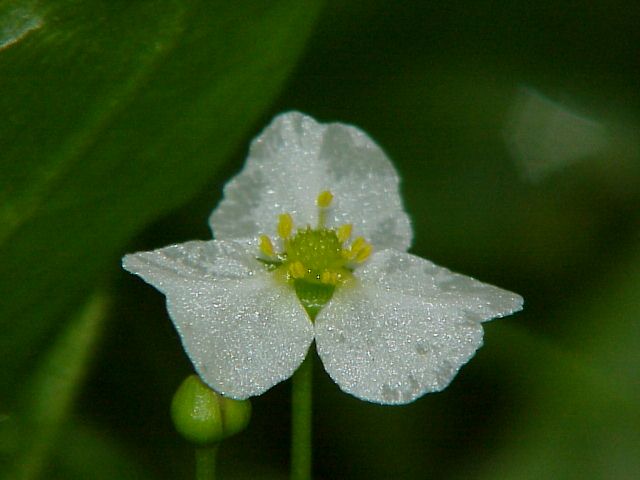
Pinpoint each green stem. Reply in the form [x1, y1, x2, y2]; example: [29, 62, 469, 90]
[291, 351, 313, 480]
[195, 444, 219, 480]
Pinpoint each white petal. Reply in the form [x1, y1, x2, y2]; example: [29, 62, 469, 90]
[209, 111, 412, 251]
[315, 250, 523, 404]
[123, 240, 314, 399]
[122, 240, 258, 287]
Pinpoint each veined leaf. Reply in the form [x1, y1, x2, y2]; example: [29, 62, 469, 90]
[1, 292, 108, 479]
[0, 0, 323, 399]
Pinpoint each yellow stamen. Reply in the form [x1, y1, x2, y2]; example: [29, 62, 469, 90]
[336, 224, 352, 243]
[342, 237, 372, 262]
[258, 192, 373, 293]
[289, 261, 307, 279]
[316, 190, 333, 208]
[350, 237, 367, 256]
[278, 213, 293, 239]
[259, 235, 275, 257]
[355, 242, 372, 263]
[320, 270, 339, 285]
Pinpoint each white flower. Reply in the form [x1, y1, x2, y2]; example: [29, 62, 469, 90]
[123, 112, 523, 405]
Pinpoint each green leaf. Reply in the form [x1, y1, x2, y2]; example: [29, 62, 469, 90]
[1, 291, 108, 480]
[50, 423, 155, 480]
[0, 0, 323, 399]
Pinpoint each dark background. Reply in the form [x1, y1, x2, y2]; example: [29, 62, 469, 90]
[1, 1, 638, 478]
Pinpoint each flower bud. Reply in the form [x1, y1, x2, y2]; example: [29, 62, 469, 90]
[171, 375, 251, 445]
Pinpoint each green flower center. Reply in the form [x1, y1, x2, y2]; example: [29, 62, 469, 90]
[287, 228, 345, 282]
[257, 191, 372, 320]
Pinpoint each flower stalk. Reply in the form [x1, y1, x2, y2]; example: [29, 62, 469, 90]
[195, 445, 219, 480]
[291, 351, 313, 480]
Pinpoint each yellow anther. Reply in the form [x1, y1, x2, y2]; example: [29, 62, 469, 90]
[350, 237, 367, 254]
[278, 213, 293, 239]
[289, 261, 307, 279]
[320, 270, 339, 285]
[355, 242, 372, 263]
[259, 235, 275, 257]
[316, 191, 333, 208]
[336, 224, 352, 243]
[342, 237, 372, 262]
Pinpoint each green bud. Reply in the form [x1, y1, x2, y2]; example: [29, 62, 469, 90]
[171, 375, 251, 445]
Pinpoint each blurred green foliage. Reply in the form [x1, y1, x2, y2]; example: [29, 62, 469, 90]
[1, 0, 639, 478]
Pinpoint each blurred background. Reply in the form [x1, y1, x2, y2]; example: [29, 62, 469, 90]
[1, 1, 639, 478]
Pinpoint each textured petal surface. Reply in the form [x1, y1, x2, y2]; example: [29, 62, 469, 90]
[209, 111, 412, 251]
[315, 249, 523, 404]
[123, 240, 314, 399]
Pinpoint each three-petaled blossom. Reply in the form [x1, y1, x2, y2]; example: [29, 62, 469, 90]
[123, 112, 523, 405]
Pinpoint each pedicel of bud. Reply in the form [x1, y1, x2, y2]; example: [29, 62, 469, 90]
[171, 374, 251, 445]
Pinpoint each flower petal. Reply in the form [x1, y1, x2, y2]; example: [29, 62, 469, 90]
[315, 249, 523, 404]
[209, 111, 412, 251]
[123, 240, 314, 399]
